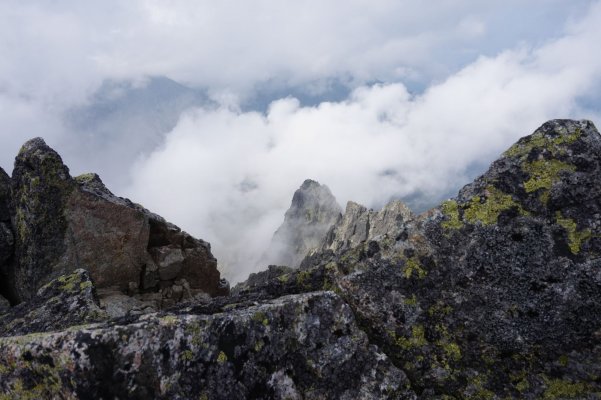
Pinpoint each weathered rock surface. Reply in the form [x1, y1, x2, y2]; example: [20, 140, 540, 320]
[319, 199, 413, 256]
[261, 179, 342, 267]
[5, 138, 227, 304]
[0, 269, 108, 337]
[0, 290, 414, 400]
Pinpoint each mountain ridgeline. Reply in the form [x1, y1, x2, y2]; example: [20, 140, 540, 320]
[1, 119, 601, 399]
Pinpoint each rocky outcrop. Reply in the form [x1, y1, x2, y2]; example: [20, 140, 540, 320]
[240, 120, 601, 398]
[5, 138, 227, 306]
[262, 179, 342, 267]
[0, 290, 414, 400]
[319, 199, 413, 256]
[0, 269, 108, 336]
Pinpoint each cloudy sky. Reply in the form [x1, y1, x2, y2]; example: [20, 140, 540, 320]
[1, 1, 601, 283]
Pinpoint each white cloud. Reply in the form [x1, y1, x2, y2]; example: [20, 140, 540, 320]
[125, 1, 601, 284]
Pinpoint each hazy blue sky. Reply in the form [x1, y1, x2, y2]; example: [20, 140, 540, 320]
[1, 1, 600, 281]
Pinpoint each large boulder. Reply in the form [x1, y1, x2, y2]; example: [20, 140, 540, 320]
[0, 291, 414, 400]
[9, 138, 227, 303]
[261, 179, 342, 267]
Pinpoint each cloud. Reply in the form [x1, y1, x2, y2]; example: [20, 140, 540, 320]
[124, 1, 601, 284]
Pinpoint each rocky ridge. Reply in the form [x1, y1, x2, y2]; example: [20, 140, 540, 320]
[0, 120, 600, 399]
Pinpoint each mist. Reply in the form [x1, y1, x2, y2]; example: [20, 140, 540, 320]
[124, 3, 601, 283]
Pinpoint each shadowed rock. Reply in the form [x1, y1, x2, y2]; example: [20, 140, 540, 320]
[7, 138, 227, 304]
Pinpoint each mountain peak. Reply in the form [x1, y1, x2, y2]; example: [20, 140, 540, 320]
[261, 179, 342, 267]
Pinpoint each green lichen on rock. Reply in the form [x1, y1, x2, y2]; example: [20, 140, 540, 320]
[523, 159, 576, 202]
[555, 212, 592, 254]
[542, 377, 589, 399]
[463, 186, 528, 225]
[74, 173, 97, 184]
[252, 311, 269, 326]
[394, 324, 428, 349]
[441, 200, 463, 230]
[403, 257, 427, 279]
[504, 126, 582, 160]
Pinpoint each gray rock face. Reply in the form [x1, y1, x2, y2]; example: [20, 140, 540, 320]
[320, 199, 413, 255]
[0, 290, 414, 400]
[262, 179, 342, 267]
[10, 138, 75, 302]
[7, 139, 227, 304]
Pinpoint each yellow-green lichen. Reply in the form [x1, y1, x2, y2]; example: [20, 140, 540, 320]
[463, 186, 528, 226]
[466, 374, 495, 400]
[79, 280, 93, 290]
[394, 324, 428, 349]
[441, 342, 462, 361]
[277, 273, 290, 283]
[254, 340, 264, 352]
[556, 212, 592, 254]
[74, 173, 96, 184]
[515, 378, 530, 393]
[558, 354, 569, 367]
[504, 127, 582, 160]
[428, 302, 453, 317]
[441, 200, 463, 230]
[403, 257, 427, 279]
[523, 159, 576, 203]
[159, 315, 179, 326]
[296, 270, 312, 287]
[542, 378, 588, 399]
[252, 312, 269, 326]
[403, 295, 418, 306]
[182, 350, 194, 362]
[216, 351, 228, 364]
